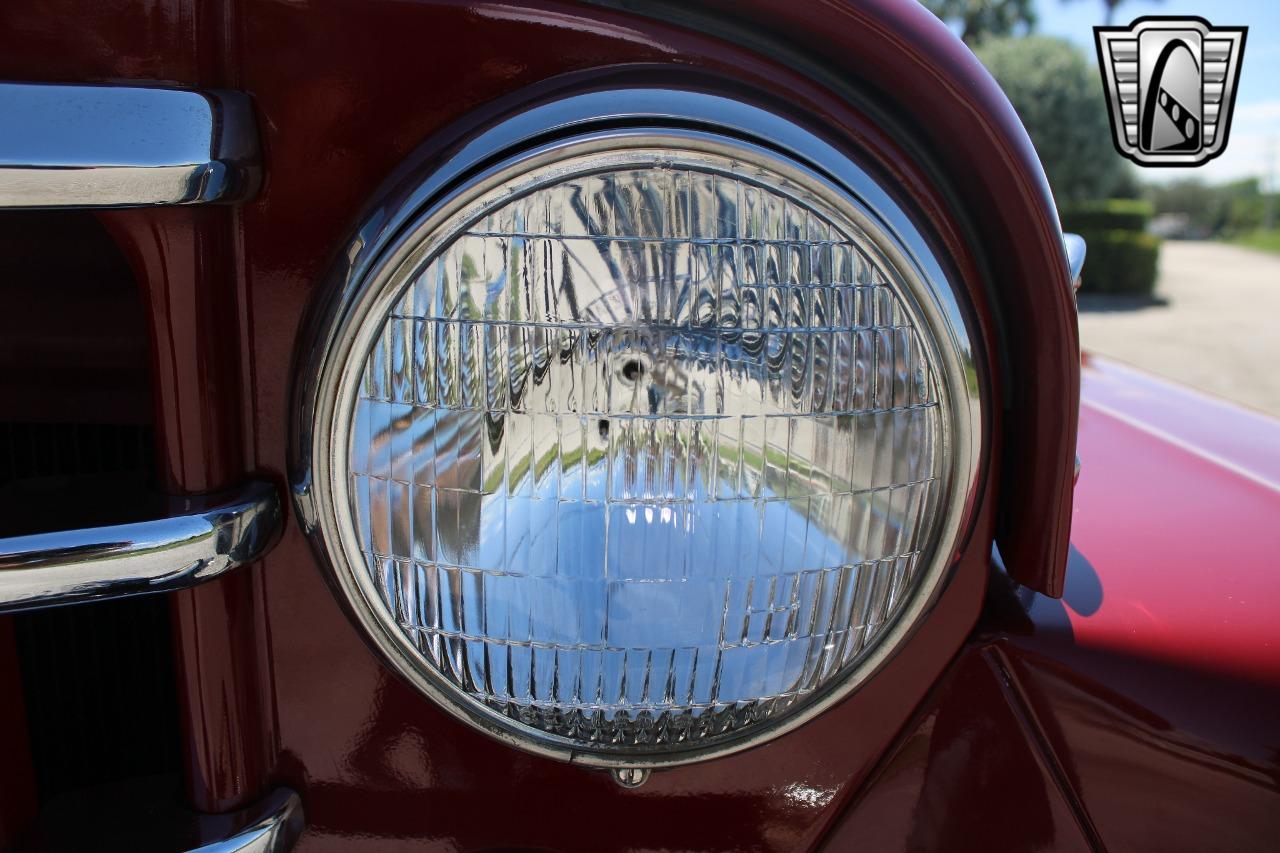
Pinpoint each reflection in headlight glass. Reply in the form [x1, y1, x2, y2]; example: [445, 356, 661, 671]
[346, 155, 944, 749]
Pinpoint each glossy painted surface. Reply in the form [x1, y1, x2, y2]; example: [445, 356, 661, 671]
[1080, 354, 1280, 492]
[100, 205, 279, 815]
[0, 0, 1085, 848]
[992, 357, 1280, 850]
[99, 209, 246, 495]
[0, 0, 222, 85]
[1070, 356, 1280, 684]
[821, 645, 1095, 852]
[822, 357, 1280, 851]
[1, 0, 1272, 846]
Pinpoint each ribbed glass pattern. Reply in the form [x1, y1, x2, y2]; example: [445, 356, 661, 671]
[346, 161, 944, 750]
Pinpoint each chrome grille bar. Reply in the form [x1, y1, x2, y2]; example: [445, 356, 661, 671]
[0, 480, 281, 613]
[0, 82, 259, 208]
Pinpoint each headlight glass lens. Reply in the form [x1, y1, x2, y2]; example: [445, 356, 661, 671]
[330, 140, 962, 759]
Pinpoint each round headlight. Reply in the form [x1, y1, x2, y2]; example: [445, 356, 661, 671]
[299, 99, 979, 770]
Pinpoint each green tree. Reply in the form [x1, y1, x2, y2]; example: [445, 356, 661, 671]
[975, 35, 1132, 202]
[920, 0, 1037, 45]
[1146, 178, 1269, 236]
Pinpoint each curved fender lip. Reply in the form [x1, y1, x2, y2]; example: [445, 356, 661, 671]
[584, 0, 1078, 597]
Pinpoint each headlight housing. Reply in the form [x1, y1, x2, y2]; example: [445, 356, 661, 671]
[297, 92, 980, 770]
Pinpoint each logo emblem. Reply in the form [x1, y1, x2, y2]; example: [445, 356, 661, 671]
[1095, 16, 1247, 167]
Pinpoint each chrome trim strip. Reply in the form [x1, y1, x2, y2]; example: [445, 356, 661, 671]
[187, 788, 304, 853]
[0, 480, 282, 614]
[1066, 234, 1086, 487]
[292, 89, 987, 770]
[1064, 232, 1087, 286]
[0, 82, 259, 208]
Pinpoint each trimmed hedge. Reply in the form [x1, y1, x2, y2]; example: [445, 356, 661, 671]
[1061, 200, 1160, 296]
[1072, 230, 1161, 295]
[1060, 199, 1153, 233]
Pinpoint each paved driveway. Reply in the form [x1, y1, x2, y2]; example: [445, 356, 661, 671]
[1078, 240, 1280, 418]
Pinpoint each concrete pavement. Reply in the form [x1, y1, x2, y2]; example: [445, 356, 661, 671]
[1077, 240, 1280, 418]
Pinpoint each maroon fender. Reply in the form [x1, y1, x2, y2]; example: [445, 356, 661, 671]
[1004, 357, 1280, 850]
[825, 356, 1280, 851]
[2, 1, 1203, 851]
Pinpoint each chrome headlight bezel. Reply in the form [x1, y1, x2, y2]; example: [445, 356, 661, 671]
[293, 90, 983, 770]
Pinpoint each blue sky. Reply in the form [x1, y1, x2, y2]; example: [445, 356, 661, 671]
[1031, 0, 1279, 184]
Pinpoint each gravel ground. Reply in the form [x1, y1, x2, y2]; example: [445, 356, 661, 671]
[1077, 240, 1280, 418]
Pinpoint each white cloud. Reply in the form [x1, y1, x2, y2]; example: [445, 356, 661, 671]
[1235, 100, 1280, 123]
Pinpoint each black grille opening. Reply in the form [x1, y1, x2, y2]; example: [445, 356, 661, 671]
[12, 568, 181, 802]
[0, 211, 182, 814]
[0, 422, 158, 536]
[2, 422, 181, 805]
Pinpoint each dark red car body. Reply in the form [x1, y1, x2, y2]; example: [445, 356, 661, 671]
[0, 1, 1276, 851]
